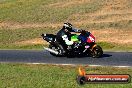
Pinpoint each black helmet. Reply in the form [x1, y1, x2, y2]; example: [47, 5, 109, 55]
[63, 22, 73, 31]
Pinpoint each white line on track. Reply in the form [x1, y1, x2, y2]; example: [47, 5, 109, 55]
[26, 63, 132, 68]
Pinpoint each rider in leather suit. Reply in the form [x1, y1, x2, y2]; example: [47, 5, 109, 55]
[56, 22, 83, 54]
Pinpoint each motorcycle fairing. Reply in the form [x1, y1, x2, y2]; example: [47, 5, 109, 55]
[71, 34, 79, 42]
[42, 34, 56, 42]
[87, 33, 95, 43]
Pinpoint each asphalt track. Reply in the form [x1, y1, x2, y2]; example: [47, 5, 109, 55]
[0, 50, 132, 67]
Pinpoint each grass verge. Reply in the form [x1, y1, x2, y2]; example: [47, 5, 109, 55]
[0, 0, 103, 23]
[0, 27, 132, 51]
[0, 27, 58, 44]
[0, 64, 132, 88]
[97, 42, 132, 52]
[80, 20, 132, 29]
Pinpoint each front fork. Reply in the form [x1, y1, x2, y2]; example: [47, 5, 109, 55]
[83, 43, 97, 56]
[83, 43, 97, 52]
[91, 44, 97, 51]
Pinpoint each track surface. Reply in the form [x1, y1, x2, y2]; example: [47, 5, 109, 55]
[0, 50, 132, 66]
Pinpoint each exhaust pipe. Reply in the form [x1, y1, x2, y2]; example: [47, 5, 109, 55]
[43, 47, 59, 55]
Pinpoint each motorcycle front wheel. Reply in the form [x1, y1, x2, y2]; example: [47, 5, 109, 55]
[91, 45, 103, 58]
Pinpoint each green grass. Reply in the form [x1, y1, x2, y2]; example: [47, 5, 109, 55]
[0, 27, 58, 44]
[0, 21, 131, 45]
[0, 64, 132, 88]
[1, 42, 132, 52]
[0, 0, 131, 50]
[0, 0, 131, 23]
[0, 27, 57, 49]
[80, 20, 132, 29]
[97, 42, 132, 52]
[0, 28, 132, 51]
[0, 0, 103, 23]
[0, 44, 45, 50]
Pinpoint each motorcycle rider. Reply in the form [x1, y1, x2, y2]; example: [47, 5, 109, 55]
[56, 22, 83, 54]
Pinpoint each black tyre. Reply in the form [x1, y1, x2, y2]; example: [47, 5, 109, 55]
[92, 45, 103, 58]
[76, 76, 86, 85]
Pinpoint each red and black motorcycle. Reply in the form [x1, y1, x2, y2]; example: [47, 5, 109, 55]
[41, 30, 103, 58]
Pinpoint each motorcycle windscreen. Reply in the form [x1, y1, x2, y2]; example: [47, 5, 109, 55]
[71, 34, 79, 42]
[87, 33, 95, 43]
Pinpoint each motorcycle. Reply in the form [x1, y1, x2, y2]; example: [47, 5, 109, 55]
[41, 30, 103, 58]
